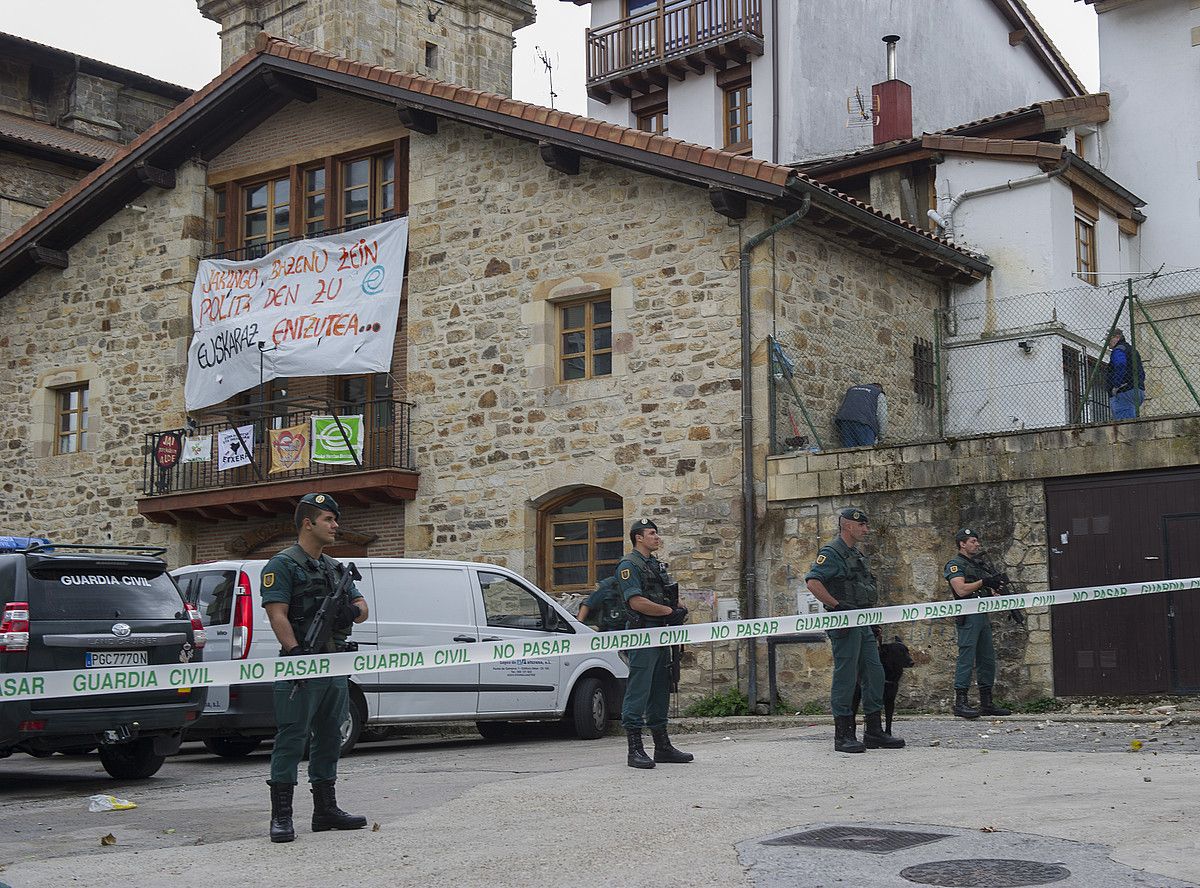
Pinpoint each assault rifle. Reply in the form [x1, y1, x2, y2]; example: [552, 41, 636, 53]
[977, 551, 1026, 627]
[289, 561, 363, 700]
[661, 566, 683, 693]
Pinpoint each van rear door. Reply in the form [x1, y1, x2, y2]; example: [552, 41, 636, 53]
[178, 568, 238, 714]
[369, 563, 479, 718]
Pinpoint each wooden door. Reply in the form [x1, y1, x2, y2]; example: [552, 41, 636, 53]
[1046, 468, 1200, 696]
[1164, 514, 1200, 692]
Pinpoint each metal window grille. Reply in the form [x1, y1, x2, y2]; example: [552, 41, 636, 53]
[912, 337, 935, 408]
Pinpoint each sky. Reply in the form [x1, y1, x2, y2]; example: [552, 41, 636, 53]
[1, 0, 1098, 114]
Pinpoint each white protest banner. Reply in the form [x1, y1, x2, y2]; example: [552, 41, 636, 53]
[217, 425, 255, 470]
[311, 415, 364, 465]
[181, 435, 212, 463]
[184, 218, 408, 410]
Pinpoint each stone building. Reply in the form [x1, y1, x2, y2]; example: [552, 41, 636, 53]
[0, 12, 987, 708]
[0, 32, 190, 238]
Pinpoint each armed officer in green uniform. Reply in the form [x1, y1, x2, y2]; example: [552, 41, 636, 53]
[261, 493, 369, 843]
[805, 507, 904, 753]
[617, 518, 693, 769]
[945, 528, 1012, 720]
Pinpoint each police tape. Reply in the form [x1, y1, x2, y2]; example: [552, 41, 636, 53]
[2, 576, 1198, 703]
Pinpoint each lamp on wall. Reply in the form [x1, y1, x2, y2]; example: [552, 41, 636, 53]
[426, 0, 444, 21]
[1017, 340, 1033, 354]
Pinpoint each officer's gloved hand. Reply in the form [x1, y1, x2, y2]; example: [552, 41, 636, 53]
[334, 600, 360, 629]
[1008, 609, 1027, 626]
[286, 645, 305, 657]
[980, 575, 1004, 591]
[665, 606, 689, 626]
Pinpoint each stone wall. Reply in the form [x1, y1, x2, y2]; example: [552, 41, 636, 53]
[762, 415, 1200, 710]
[201, 0, 532, 95]
[0, 163, 208, 568]
[0, 149, 80, 240]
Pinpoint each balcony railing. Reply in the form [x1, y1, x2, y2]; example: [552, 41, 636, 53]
[141, 398, 414, 498]
[586, 0, 763, 100]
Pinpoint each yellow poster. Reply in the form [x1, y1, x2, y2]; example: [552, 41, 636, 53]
[269, 423, 310, 475]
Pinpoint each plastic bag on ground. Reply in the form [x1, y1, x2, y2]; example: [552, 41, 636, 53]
[87, 794, 137, 812]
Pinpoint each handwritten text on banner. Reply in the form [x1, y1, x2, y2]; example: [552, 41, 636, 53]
[185, 218, 409, 410]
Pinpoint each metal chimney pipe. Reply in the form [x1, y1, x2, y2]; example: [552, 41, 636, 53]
[883, 34, 900, 81]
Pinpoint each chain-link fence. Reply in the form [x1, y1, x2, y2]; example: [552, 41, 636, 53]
[943, 269, 1200, 437]
[768, 306, 943, 455]
[769, 269, 1200, 454]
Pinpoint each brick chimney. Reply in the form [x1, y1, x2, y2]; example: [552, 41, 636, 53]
[198, 0, 535, 96]
[872, 35, 913, 145]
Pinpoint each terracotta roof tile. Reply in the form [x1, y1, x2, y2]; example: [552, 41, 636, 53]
[1, 35, 985, 281]
[0, 111, 119, 163]
[921, 133, 1067, 163]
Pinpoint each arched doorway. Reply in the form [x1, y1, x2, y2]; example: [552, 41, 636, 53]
[539, 487, 624, 597]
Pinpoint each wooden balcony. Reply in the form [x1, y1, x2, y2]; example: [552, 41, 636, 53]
[586, 0, 764, 103]
[137, 398, 418, 525]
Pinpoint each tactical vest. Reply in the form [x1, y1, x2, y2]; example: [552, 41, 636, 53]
[592, 578, 626, 632]
[822, 541, 879, 610]
[622, 555, 670, 628]
[277, 545, 342, 653]
[945, 554, 989, 598]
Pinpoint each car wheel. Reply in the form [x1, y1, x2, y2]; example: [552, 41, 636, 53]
[98, 738, 166, 780]
[476, 720, 512, 741]
[203, 737, 263, 758]
[571, 676, 607, 740]
[340, 693, 365, 757]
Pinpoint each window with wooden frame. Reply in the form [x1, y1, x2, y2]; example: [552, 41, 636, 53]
[337, 372, 395, 429]
[719, 65, 752, 153]
[1074, 189, 1099, 286]
[54, 383, 88, 455]
[209, 140, 407, 255]
[242, 175, 291, 253]
[559, 294, 613, 382]
[633, 90, 668, 135]
[542, 489, 624, 595]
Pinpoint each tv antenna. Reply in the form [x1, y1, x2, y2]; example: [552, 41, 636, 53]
[845, 86, 878, 128]
[535, 46, 558, 109]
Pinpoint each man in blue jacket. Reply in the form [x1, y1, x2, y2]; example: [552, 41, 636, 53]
[1106, 329, 1144, 420]
[834, 383, 887, 447]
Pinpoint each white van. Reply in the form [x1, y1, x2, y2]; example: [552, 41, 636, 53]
[172, 558, 627, 757]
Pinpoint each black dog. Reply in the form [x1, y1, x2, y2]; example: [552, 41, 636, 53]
[851, 628, 915, 735]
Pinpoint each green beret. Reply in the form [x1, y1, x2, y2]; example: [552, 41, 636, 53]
[299, 492, 340, 517]
[838, 507, 868, 524]
[955, 528, 979, 543]
[630, 518, 658, 535]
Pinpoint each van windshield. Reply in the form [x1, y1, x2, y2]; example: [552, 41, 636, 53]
[26, 568, 184, 620]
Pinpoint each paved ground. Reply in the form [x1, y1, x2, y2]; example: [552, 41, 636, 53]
[0, 715, 1196, 888]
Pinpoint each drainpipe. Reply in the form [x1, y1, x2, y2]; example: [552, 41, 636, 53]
[930, 156, 1069, 240]
[771, 0, 780, 163]
[739, 194, 811, 709]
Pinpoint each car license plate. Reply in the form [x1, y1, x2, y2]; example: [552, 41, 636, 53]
[85, 651, 148, 667]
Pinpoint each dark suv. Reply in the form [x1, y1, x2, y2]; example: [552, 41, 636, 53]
[0, 539, 207, 779]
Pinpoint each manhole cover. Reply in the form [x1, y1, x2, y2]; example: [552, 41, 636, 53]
[900, 859, 1071, 886]
[762, 825, 951, 855]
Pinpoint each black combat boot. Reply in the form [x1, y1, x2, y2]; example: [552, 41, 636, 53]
[651, 727, 694, 763]
[833, 715, 865, 754]
[267, 780, 295, 843]
[310, 780, 368, 832]
[978, 686, 1012, 717]
[626, 729, 655, 769]
[953, 687, 980, 719]
[862, 711, 905, 749]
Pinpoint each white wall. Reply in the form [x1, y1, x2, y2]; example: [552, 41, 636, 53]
[586, 0, 1073, 162]
[944, 334, 1071, 435]
[780, 0, 1070, 161]
[1095, 0, 1200, 272]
